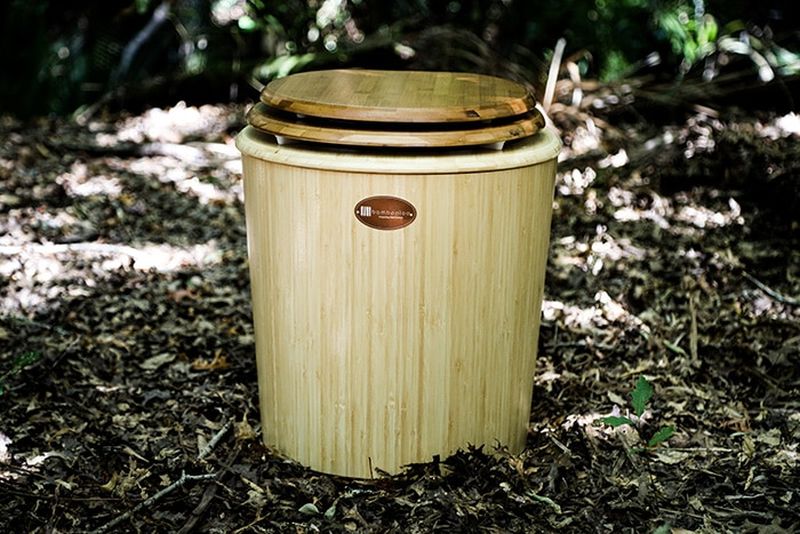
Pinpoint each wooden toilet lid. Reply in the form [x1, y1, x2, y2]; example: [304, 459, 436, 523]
[250, 69, 544, 148]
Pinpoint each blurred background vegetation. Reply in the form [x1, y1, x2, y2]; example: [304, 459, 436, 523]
[0, 0, 798, 118]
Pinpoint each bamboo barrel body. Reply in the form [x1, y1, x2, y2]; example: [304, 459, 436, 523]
[237, 127, 560, 477]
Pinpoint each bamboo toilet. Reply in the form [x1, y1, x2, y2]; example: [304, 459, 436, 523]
[236, 69, 561, 478]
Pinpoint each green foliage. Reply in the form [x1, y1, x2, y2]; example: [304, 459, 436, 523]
[653, 0, 800, 80]
[135, 0, 153, 15]
[647, 425, 675, 448]
[0, 351, 41, 396]
[600, 376, 675, 450]
[631, 375, 654, 417]
[601, 415, 636, 428]
[0, 0, 797, 116]
[656, 3, 718, 69]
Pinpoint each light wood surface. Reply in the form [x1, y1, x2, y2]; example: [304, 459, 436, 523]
[261, 69, 536, 123]
[246, 102, 544, 148]
[240, 150, 558, 477]
[235, 125, 561, 174]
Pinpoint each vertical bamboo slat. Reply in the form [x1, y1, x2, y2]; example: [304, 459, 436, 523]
[239, 129, 559, 477]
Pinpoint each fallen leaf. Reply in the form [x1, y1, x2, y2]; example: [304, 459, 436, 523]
[688, 496, 704, 511]
[55, 479, 73, 491]
[0, 194, 21, 207]
[100, 473, 119, 492]
[122, 446, 149, 463]
[653, 449, 691, 465]
[197, 434, 208, 455]
[742, 434, 756, 461]
[192, 350, 229, 371]
[607, 391, 626, 406]
[755, 428, 782, 447]
[245, 489, 267, 509]
[235, 415, 257, 442]
[139, 352, 176, 370]
[168, 288, 197, 303]
[298, 503, 320, 515]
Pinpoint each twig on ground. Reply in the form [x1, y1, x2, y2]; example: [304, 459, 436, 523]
[689, 294, 699, 366]
[231, 515, 268, 534]
[49, 336, 81, 371]
[743, 271, 800, 306]
[198, 419, 232, 461]
[178, 445, 241, 534]
[548, 435, 573, 457]
[176, 484, 218, 534]
[90, 472, 216, 534]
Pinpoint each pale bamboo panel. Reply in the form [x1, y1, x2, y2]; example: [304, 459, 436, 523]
[242, 154, 557, 478]
[236, 125, 562, 175]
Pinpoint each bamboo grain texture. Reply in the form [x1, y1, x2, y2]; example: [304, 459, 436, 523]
[261, 69, 537, 123]
[246, 102, 545, 148]
[240, 151, 557, 477]
[236, 125, 561, 175]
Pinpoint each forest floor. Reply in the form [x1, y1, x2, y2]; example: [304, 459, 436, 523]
[1, 92, 799, 533]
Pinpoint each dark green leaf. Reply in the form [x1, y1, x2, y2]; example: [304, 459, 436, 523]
[238, 15, 257, 32]
[647, 426, 675, 448]
[631, 376, 653, 417]
[135, 0, 151, 15]
[601, 416, 635, 428]
[14, 351, 41, 371]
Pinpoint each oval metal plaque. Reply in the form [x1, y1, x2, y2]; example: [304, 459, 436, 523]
[354, 196, 417, 230]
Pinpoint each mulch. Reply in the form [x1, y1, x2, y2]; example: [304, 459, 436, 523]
[1, 96, 798, 533]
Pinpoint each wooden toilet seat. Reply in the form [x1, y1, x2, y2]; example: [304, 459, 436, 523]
[247, 69, 544, 149]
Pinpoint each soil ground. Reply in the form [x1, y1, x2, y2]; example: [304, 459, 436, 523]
[1, 96, 798, 533]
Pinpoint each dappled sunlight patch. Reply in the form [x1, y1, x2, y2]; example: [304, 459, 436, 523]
[0, 240, 223, 312]
[561, 411, 604, 430]
[642, 129, 677, 154]
[0, 447, 78, 486]
[2, 208, 100, 250]
[0, 431, 11, 463]
[637, 112, 724, 161]
[56, 162, 123, 199]
[113, 101, 233, 144]
[557, 167, 596, 196]
[757, 112, 800, 139]
[611, 186, 744, 230]
[534, 369, 562, 386]
[223, 158, 243, 176]
[675, 198, 743, 228]
[552, 227, 647, 275]
[542, 291, 650, 334]
[597, 149, 629, 169]
[83, 102, 244, 205]
[126, 156, 194, 181]
[611, 190, 672, 229]
[108, 156, 242, 205]
[559, 412, 610, 441]
[1, 210, 49, 247]
[558, 118, 603, 160]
